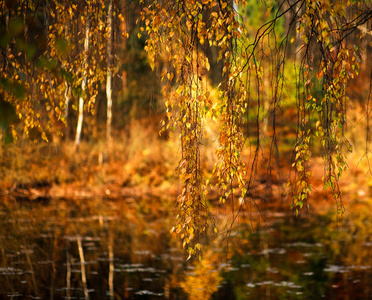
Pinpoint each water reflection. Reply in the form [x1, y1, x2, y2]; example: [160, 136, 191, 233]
[0, 198, 371, 299]
[180, 251, 223, 300]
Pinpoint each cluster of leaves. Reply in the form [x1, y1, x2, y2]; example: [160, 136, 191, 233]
[141, 0, 253, 258]
[142, 0, 371, 257]
[0, 0, 124, 142]
[290, 0, 364, 214]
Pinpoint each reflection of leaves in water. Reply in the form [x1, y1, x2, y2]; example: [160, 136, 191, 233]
[0, 200, 371, 299]
[181, 253, 222, 300]
[223, 203, 372, 299]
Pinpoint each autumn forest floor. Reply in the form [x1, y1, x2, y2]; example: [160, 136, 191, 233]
[0, 121, 371, 219]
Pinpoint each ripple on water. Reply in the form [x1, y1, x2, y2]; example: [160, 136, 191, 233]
[0, 267, 23, 275]
[143, 278, 153, 281]
[302, 272, 314, 276]
[134, 290, 164, 296]
[116, 264, 166, 273]
[286, 242, 323, 248]
[324, 265, 348, 273]
[259, 248, 287, 255]
[274, 281, 302, 288]
[134, 250, 153, 255]
[7, 293, 23, 298]
[247, 281, 302, 289]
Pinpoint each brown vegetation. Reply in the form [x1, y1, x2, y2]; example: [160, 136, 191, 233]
[1, 117, 370, 220]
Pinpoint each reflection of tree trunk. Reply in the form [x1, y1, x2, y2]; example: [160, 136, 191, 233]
[50, 234, 58, 300]
[75, 14, 90, 152]
[263, 238, 271, 299]
[108, 231, 114, 300]
[66, 251, 71, 299]
[106, 0, 113, 151]
[343, 273, 349, 300]
[77, 235, 90, 300]
[24, 242, 38, 295]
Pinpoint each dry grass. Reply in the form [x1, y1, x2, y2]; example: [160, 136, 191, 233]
[0, 121, 180, 196]
[1, 114, 371, 216]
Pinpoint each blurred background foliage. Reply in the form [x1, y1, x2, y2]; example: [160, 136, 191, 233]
[0, 0, 371, 207]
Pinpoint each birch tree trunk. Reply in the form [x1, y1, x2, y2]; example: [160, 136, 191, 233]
[106, 0, 113, 150]
[75, 14, 90, 152]
[64, 81, 71, 137]
[64, 19, 71, 138]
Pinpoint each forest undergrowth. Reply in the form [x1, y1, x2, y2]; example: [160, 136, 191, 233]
[1, 117, 371, 218]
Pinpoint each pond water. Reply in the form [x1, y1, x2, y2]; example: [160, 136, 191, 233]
[0, 197, 371, 299]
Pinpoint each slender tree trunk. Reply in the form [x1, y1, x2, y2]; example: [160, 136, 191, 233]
[106, 0, 113, 150]
[44, 1, 56, 142]
[75, 14, 90, 152]
[5, 5, 9, 70]
[64, 81, 70, 137]
[64, 18, 71, 138]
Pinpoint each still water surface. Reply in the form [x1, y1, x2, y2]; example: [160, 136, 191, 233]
[0, 198, 371, 299]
